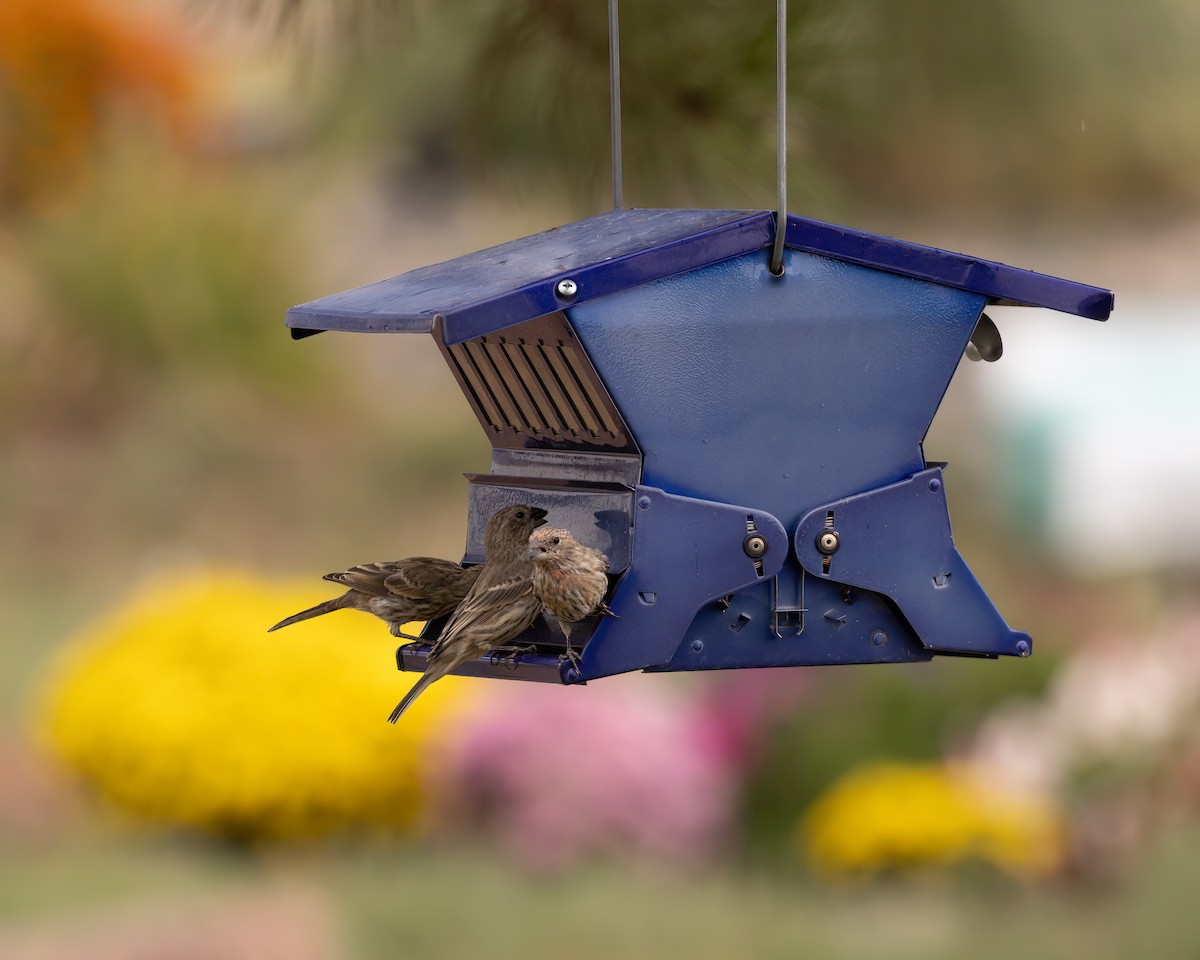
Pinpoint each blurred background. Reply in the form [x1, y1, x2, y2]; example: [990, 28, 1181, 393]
[3, 0, 1200, 957]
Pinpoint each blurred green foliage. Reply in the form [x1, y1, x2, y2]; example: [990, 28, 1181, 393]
[836, 0, 1200, 219]
[6, 827, 1200, 958]
[290, 0, 846, 213]
[17, 142, 312, 406]
[236, 0, 1200, 219]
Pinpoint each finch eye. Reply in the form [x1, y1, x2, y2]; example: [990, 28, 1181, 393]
[515, 511, 526, 520]
[551, 537, 560, 545]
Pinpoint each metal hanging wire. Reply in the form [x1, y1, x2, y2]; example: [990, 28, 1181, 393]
[769, 0, 787, 275]
[607, 0, 787, 269]
[609, 0, 622, 210]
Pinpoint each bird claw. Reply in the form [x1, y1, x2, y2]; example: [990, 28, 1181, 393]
[489, 644, 538, 670]
[559, 644, 583, 672]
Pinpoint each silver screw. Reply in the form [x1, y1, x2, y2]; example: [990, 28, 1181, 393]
[556, 278, 579, 299]
[744, 534, 768, 558]
[816, 530, 840, 555]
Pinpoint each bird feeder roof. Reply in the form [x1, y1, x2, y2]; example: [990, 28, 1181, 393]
[286, 208, 1113, 343]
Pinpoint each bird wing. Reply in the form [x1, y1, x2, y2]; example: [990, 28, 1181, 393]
[429, 571, 536, 658]
[383, 558, 472, 600]
[323, 563, 394, 598]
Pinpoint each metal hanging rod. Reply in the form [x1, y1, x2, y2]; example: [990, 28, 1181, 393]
[607, 0, 786, 273]
[609, 0, 622, 210]
[769, 0, 787, 276]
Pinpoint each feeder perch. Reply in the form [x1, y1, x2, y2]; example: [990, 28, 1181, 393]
[286, 208, 1113, 685]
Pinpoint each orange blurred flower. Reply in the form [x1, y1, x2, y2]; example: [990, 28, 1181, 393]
[0, 0, 194, 208]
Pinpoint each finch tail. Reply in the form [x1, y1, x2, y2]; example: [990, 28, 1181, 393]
[268, 595, 349, 632]
[387, 671, 440, 724]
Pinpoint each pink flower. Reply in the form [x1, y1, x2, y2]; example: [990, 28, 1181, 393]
[432, 677, 741, 871]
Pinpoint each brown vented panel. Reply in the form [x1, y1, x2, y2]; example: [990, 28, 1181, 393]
[437, 312, 635, 453]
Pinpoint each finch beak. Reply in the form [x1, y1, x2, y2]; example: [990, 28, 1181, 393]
[530, 507, 549, 528]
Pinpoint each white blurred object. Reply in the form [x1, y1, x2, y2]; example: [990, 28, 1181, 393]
[1049, 643, 1190, 757]
[973, 299, 1200, 574]
[968, 700, 1066, 797]
[962, 611, 1200, 797]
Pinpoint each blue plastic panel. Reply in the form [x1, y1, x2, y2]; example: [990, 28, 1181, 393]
[287, 209, 770, 339]
[784, 216, 1113, 321]
[568, 247, 987, 535]
[577, 485, 789, 681]
[793, 466, 1032, 657]
[659, 570, 933, 671]
[285, 209, 1113, 339]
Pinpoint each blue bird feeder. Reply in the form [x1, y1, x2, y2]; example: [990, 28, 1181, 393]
[286, 207, 1113, 685]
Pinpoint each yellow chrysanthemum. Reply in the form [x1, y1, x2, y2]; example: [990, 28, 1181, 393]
[34, 571, 479, 840]
[800, 761, 1064, 879]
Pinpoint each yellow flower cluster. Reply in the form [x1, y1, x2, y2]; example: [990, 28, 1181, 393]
[800, 762, 1064, 879]
[35, 571, 476, 841]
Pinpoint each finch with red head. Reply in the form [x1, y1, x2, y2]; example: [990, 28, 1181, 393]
[527, 526, 614, 668]
[387, 504, 548, 723]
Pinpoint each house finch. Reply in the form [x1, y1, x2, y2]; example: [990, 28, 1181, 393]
[387, 504, 548, 723]
[268, 558, 480, 638]
[527, 526, 614, 667]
